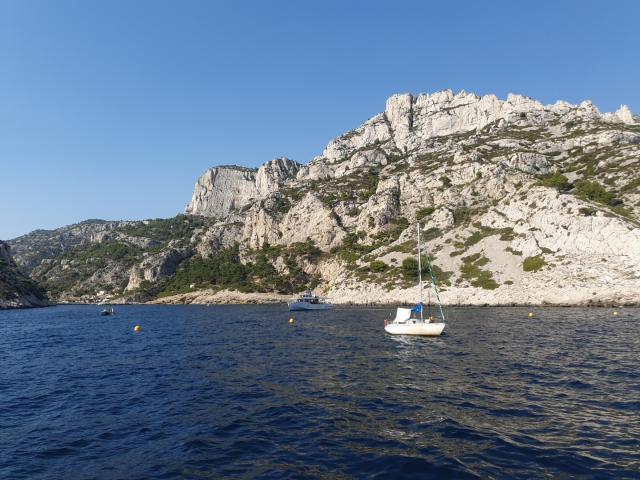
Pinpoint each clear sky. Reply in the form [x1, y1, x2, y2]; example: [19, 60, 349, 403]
[1, 0, 638, 239]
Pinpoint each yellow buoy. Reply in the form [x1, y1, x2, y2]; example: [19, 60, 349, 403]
[289, 318, 295, 324]
[613, 310, 619, 317]
[134, 325, 142, 332]
[528, 312, 534, 318]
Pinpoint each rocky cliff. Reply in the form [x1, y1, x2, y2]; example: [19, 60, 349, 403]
[185, 158, 302, 218]
[9, 90, 640, 305]
[0, 241, 49, 309]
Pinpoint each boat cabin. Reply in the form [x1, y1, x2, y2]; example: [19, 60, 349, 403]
[295, 291, 322, 304]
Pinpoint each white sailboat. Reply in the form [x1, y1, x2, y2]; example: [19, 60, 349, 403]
[384, 223, 446, 336]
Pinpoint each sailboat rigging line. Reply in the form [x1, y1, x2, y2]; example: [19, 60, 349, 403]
[417, 223, 424, 322]
[425, 254, 446, 323]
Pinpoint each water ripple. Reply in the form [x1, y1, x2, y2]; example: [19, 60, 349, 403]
[0, 305, 638, 479]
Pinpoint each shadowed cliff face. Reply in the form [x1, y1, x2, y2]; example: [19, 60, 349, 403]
[0, 241, 49, 309]
[8, 90, 640, 305]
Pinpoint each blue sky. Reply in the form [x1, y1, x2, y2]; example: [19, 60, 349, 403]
[1, 0, 638, 239]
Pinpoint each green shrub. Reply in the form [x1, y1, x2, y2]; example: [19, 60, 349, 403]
[430, 264, 453, 285]
[499, 228, 515, 241]
[289, 239, 322, 261]
[401, 257, 419, 279]
[332, 233, 376, 265]
[439, 176, 452, 188]
[422, 227, 442, 242]
[416, 206, 435, 220]
[610, 205, 633, 218]
[523, 255, 546, 272]
[371, 217, 409, 244]
[453, 207, 472, 225]
[538, 171, 570, 191]
[465, 230, 484, 247]
[369, 260, 388, 272]
[358, 169, 380, 200]
[288, 189, 305, 201]
[347, 208, 360, 216]
[459, 255, 498, 290]
[574, 180, 615, 204]
[273, 196, 291, 214]
[461, 252, 481, 263]
[402, 257, 429, 279]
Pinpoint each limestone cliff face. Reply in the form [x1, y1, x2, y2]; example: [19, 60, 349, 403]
[242, 193, 346, 251]
[125, 246, 193, 291]
[181, 89, 639, 305]
[303, 90, 638, 179]
[9, 90, 640, 305]
[0, 241, 48, 309]
[185, 158, 302, 218]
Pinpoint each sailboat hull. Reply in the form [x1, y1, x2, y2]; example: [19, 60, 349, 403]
[385, 322, 445, 336]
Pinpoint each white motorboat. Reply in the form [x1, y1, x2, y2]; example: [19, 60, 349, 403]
[384, 222, 446, 336]
[288, 290, 333, 311]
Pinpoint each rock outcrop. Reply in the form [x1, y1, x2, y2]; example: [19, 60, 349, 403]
[126, 246, 193, 291]
[242, 193, 346, 251]
[0, 241, 49, 309]
[185, 158, 302, 217]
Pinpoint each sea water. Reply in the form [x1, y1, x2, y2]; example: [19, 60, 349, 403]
[1, 305, 638, 479]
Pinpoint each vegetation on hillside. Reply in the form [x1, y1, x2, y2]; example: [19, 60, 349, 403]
[154, 242, 322, 298]
[120, 215, 209, 244]
[523, 255, 546, 272]
[459, 253, 498, 290]
[14, 96, 640, 303]
[574, 180, 616, 204]
[537, 171, 571, 191]
[0, 256, 48, 303]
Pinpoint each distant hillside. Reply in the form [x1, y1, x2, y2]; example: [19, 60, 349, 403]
[10, 90, 640, 305]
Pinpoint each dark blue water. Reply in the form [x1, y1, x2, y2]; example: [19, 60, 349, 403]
[0, 305, 638, 479]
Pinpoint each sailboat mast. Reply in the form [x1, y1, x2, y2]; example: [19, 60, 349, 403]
[417, 223, 423, 322]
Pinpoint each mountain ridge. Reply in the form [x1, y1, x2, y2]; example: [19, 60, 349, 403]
[8, 89, 640, 306]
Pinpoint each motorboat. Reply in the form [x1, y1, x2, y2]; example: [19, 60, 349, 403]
[288, 290, 333, 311]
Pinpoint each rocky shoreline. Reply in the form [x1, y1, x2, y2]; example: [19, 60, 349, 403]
[143, 288, 638, 307]
[149, 289, 292, 305]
